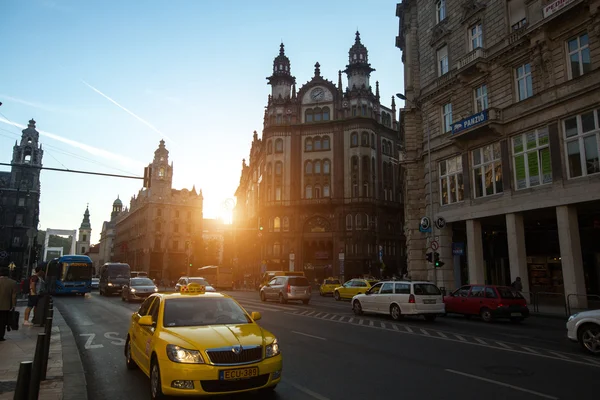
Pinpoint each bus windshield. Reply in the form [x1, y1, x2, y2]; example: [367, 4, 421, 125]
[63, 263, 93, 281]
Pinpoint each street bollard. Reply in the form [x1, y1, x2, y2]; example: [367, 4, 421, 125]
[29, 333, 46, 400]
[14, 361, 33, 400]
[41, 317, 53, 380]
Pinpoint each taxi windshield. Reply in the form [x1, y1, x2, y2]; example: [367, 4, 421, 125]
[325, 279, 340, 285]
[163, 297, 252, 327]
[131, 278, 154, 286]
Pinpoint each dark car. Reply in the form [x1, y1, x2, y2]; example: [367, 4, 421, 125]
[121, 277, 158, 302]
[443, 284, 529, 322]
[99, 262, 131, 296]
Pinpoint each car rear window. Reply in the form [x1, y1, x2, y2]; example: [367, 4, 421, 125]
[289, 277, 310, 286]
[497, 287, 524, 299]
[413, 284, 441, 296]
[325, 279, 340, 285]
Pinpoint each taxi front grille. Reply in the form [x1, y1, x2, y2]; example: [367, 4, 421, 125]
[201, 374, 269, 393]
[206, 346, 262, 365]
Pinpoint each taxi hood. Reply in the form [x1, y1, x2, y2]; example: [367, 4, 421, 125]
[161, 323, 273, 350]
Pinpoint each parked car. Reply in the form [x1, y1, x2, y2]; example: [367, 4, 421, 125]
[567, 309, 600, 356]
[443, 284, 529, 322]
[351, 280, 445, 321]
[174, 276, 216, 292]
[122, 277, 159, 302]
[260, 276, 311, 304]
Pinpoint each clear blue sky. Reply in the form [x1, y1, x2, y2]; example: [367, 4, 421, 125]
[0, 0, 404, 244]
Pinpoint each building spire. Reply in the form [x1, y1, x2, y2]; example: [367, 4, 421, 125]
[376, 81, 380, 99]
[314, 62, 321, 77]
[338, 70, 343, 92]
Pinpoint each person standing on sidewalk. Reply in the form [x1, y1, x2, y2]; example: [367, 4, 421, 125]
[23, 266, 45, 326]
[0, 267, 18, 341]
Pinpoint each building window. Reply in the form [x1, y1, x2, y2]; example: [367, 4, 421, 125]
[346, 214, 353, 230]
[175, 210, 180, 218]
[305, 185, 313, 199]
[474, 85, 488, 112]
[322, 107, 330, 121]
[472, 143, 503, 198]
[323, 184, 330, 197]
[273, 242, 281, 257]
[508, 0, 527, 30]
[158, 167, 165, 178]
[157, 208, 162, 217]
[305, 138, 313, 152]
[305, 109, 313, 123]
[276, 114, 282, 124]
[436, 0, 446, 23]
[371, 133, 376, 149]
[266, 163, 272, 177]
[361, 105, 367, 116]
[323, 159, 331, 174]
[469, 23, 483, 50]
[361, 132, 369, 146]
[274, 217, 281, 232]
[314, 185, 321, 198]
[351, 132, 358, 147]
[516, 63, 533, 101]
[314, 137, 322, 151]
[355, 214, 362, 229]
[81, 246, 85, 253]
[275, 162, 282, 176]
[323, 135, 330, 150]
[314, 107, 322, 122]
[442, 103, 453, 133]
[564, 111, 600, 178]
[275, 139, 283, 152]
[439, 156, 464, 205]
[567, 33, 591, 79]
[267, 140, 273, 154]
[275, 186, 282, 201]
[82, 234, 87, 242]
[283, 216, 289, 231]
[154, 238, 161, 249]
[314, 160, 321, 174]
[305, 161, 313, 175]
[437, 46, 449, 76]
[512, 128, 552, 189]
[18, 198, 25, 207]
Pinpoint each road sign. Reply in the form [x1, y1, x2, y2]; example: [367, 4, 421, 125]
[435, 217, 446, 229]
[420, 217, 431, 230]
[430, 241, 439, 251]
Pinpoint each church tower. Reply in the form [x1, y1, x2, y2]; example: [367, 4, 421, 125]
[343, 31, 375, 91]
[11, 119, 44, 190]
[111, 196, 123, 219]
[150, 140, 173, 197]
[76, 205, 92, 254]
[266, 43, 296, 100]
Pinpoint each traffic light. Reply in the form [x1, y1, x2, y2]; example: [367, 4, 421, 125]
[259, 226, 264, 231]
[143, 166, 153, 188]
[425, 252, 433, 263]
[433, 252, 445, 268]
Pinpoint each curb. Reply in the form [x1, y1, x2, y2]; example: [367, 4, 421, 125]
[53, 307, 88, 400]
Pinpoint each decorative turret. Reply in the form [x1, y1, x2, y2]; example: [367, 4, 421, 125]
[343, 31, 375, 92]
[266, 43, 296, 100]
[11, 118, 44, 190]
[150, 139, 173, 190]
[77, 204, 92, 254]
[80, 205, 91, 230]
[111, 196, 123, 219]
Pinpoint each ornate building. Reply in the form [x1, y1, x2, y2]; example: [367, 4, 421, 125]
[113, 140, 204, 280]
[76, 205, 91, 255]
[0, 119, 43, 278]
[98, 196, 122, 266]
[396, 0, 600, 302]
[235, 33, 406, 284]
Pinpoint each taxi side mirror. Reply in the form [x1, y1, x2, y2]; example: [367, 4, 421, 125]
[139, 315, 154, 326]
[251, 312, 262, 321]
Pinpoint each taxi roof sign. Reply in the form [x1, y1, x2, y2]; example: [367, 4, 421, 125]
[181, 283, 206, 295]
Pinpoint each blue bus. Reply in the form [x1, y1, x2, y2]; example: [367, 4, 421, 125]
[45, 255, 93, 295]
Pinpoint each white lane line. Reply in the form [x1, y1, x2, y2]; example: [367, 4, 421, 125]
[454, 334, 467, 342]
[348, 317, 354, 323]
[585, 358, 600, 366]
[445, 369, 558, 400]
[420, 329, 430, 336]
[380, 322, 387, 329]
[359, 319, 365, 325]
[474, 338, 487, 345]
[392, 324, 400, 331]
[314, 313, 323, 318]
[291, 331, 327, 341]
[496, 342, 512, 349]
[437, 331, 447, 338]
[299, 310, 310, 315]
[547, 351, 571, 360]
[522, 346, 540, 354]
[283, 378, 331, 400]
[306, 311, 316, 316]
[321, 313, 331, 319]
[329, 315, 338, 320]
[369, 320, 374, 327]
[404, 326, 414, 333]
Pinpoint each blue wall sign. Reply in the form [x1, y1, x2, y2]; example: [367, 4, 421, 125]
[452, 110, 488, 135]
[452, 242, 465, 256]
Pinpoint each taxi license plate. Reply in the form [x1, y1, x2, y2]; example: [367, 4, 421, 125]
[219, 367, 259, 381]
[423, 299, 436, 304]
[510, 312, 521, 317]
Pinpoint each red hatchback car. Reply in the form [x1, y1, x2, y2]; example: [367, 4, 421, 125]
[443, 285, 529, 322]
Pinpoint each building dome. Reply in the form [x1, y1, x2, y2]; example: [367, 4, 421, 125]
[113, 196, 123, 207]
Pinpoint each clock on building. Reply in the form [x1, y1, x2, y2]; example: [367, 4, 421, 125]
[310, 88, 325, 101]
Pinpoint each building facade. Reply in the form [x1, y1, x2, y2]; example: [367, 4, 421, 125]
[113, 140, 204, 281]
[396, 0, 600, 306]
[76, 206, 91, 255]
[0, 119, 43, 278]
[98, 197, 122, 266]
[235, 34, 406, 284]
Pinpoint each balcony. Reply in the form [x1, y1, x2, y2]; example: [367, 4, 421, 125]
[449, 108, 503, 140]
[456, 48, 489, 80]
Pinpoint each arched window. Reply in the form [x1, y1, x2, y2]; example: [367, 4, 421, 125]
[305, 185, 313, 199]
[355, 213, 362, 229]
[314, 107, 322, 122]
[323, 159, 331, 174]
[351, 156, 359, 172]
[305, 109, 314, 123]
[267, 140, 273, 154]
[269, 217, 274, 231]
[273, 242, 281, 256]
[351, 132, 358, 147]
[314, 137, 322, 150]
[305, 161, 313, 175]
[323, 184, 330, 197]
[365, 214, 370, 229]
[371, 133, 376, 149]
[275, 162, 282, 176]
[346, 214, 353, 230]
[267, 163, 272, 176]
[283, 216, 290, 231]
[361, 132, 369, 146]
[322, 107, 330, 121]
[274, 217, 281, 232]
[305, 138, 313, 152]
[314, 185, 321, 199]
[275, 138, 283, 153]
[323, 136, 330, 150]
[314, 160, 321, 174]
[159, 167, 165, 178]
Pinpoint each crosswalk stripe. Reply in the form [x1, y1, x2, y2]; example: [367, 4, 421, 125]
[495, 342, 511, 349]
[547, 351, 571, 360]
[420, 329, 430, 336]
[338, 316, 345, 322]
[404, 326, 413, 333]
[369, 320, 375, 327]
[474, 338, 487, 345]
[392, 324, 399, 331]
[348, 317, 354, 323]
[437, 331, 447, 338]
[314, 313, 323, 318]
[306, 311, 316, 316]
[330, 315, 338, 320]
[359, 319, 365, 325]
[380, 322, 387, 329]
[522, 346, 539, 354]
[455, 334, 466, 341]
[321, 313, 330, 319]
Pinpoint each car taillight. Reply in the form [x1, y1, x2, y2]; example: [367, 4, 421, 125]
[409, 294, 415, 303]
[497, 303, 503, 308]
[287, 284, 291, 293]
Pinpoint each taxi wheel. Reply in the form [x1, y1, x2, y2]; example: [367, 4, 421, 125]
[125, 337, 137, 370]
[150, 358, 165, 400]
[334, 291, 341, 301]
[260, 292, 266, 302]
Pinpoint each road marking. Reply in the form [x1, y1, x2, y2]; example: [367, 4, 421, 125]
[495, 341, 512, 349]
[454, 334, 466, 341]
[291, 331, 326, 341]
[104, 332, 125, 345]
[380, 322, 387, 329]
[420, 329, 430, 336]
[79, 333, 103, 349]
[306, 311, 316, 316]
[321, 313, 331, 319]
[392, 324, 399, 331]
[369, 320, 374, 327]
[474, 338, 487, 345]
[404, 326, 413, 333]
[329, 315, 338, 320]
[547, 351, 571, 360]
[359, 319, 364, 325]
[437, 331, 447, 338]
[338, 316, 345, 322]
[445, 369, 558, 399]
[314, 313, 323, 318]
[283, 378, 330, 400]
[522, 346, 540, 354]
[299, 310, 310, 315]
[348, 317, 354, 323]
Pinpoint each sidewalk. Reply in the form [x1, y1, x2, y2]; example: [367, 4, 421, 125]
[0, 303, 87, 400]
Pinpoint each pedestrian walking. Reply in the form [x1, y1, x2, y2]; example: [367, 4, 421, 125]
[23, 266, 45, 326]
[0, 267, 18, 341]
[511, 276, 523, 292]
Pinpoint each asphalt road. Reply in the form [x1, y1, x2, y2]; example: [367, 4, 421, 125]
[55, 290, 599, 400]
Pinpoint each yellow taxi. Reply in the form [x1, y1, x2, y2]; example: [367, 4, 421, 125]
[319, 277, 341, 296]
[333, 278, 379, 301]
[124, 283, 282, 399]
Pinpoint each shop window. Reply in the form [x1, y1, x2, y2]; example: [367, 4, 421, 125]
[472, 142, 503, 198]
[439, 156, 464, 205]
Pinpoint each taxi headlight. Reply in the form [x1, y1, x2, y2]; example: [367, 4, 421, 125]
[108, 283, 114, 287]
[154, 287, 159, 292]
[166, 344, 204, 364]
[130, 288, 136, 293]
[265, 339, 280, 358]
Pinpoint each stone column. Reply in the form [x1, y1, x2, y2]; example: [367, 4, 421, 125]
[506, 213, 530, 301]
[556, 205, 587, 310]
[466, 219, 485, 284]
